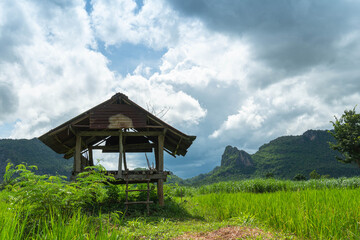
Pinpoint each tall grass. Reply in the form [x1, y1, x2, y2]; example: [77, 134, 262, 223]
[167, 177, 360, 197]
[0, 163, 199, 239]
[0, 201, 127, 239]
[0, 200, 28, 240]
[2, 163, 360, 239]
[184, 188, 360, 239]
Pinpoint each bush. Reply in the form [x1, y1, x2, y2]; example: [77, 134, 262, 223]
[1, 163, 116, 220]
[309, 170, 321, 179]
[293, 174, 307, 181]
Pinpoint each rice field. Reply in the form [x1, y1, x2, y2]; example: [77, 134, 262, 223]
[181, 188, 360, 239]
[166, 177, 360, 197]
[1, 164, 360, 239]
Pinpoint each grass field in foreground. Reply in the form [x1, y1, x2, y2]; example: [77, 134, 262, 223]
[0, 195, 283, 239]
[1, 164, 359, 239]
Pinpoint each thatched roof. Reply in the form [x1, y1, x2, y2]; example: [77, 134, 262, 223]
[38, 93, 196, 159]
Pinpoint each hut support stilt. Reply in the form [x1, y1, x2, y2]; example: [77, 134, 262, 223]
[156, 134, 165, 206]
[75, 135, 81, 173]
[118, 130, 123, 178]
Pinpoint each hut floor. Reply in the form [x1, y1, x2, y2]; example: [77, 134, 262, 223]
[106, 170, 170, 184]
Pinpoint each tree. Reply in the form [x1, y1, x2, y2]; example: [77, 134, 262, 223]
[265, 172, 274, 179]
[293, 173, 306, 181]
[330, 107, 360, 167]
[309, 170, 321, 179]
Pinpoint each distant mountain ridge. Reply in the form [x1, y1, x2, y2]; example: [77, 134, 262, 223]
[185, 130, 360, 185]
[0, 138, 72, 181]
[2, 130, 360, 186]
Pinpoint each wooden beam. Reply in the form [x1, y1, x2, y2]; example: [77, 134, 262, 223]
[164, 148, 176, 157]
[92, 146, 117, 150]
[157, 134, 165, 206]
[72, 155, 76, 175]
[174, 138, 182, 156]
[157, 134, 164, 171]
[79, 130, 163, 137]
[92, 143, 155, 151]
[75, 135, 81, 173]
[80, 155, 87, 171]
[46, 115, 87, 136]
[88, 146, 94, 166]
[79, 131, 119, 136]
[125, 143, 155, 151]
[69, 125, 77, 136]
[72, 124, 90, 128]
[157, 180, 164, 206]
[123, 150, 128, 171]
[144, 125, 165, 129]
[124, 131, 163, 137]
[54, 135, 71, 150]
[154, 144, 159, 169]
[117, 130, 123, 178]
[84, 136, 99, 146]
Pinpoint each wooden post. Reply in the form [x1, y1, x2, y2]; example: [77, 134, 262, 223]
[75, 135, 81, 173]
[80, 156, 86, 171]
[154, 145, 159, 169]
[157, 134, 165, 206]
[88, 146, 94, 166]
[123, 131, 128, 171]
[123, 151, 128, 171]
[118, 129, 123, 178]
[72, 157, 76, 179]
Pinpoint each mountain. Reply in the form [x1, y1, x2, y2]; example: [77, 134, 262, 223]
[186, 130, 360, 185]
[2, 130, 360, 186]
[0, 138, 72, 181]
[252, 130, 360, 179]
[185, 146, 256, 185]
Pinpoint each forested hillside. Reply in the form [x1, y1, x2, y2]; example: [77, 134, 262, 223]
[186, 130, 360, 185]
[0, 138, 72, 180]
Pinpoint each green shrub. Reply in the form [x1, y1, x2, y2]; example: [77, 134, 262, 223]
[293, 173, 307, 181]
[1, 163, 116, 219]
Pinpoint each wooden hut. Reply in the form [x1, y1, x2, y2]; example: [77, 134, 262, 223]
[38, 93, 196, 207]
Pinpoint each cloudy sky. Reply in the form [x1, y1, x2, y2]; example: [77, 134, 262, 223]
[1, 0, 360, 178]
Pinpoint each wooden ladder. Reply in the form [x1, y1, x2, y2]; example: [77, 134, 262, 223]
[124, 178, 153, 214]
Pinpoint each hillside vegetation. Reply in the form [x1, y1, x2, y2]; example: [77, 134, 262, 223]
[0, 138, 72, 180]
[186, 130, 360, 185]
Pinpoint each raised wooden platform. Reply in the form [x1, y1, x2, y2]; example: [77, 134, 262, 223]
[106, 170, 170, 184]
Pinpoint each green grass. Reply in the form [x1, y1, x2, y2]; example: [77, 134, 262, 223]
[0, 191, 254, 239]
[1, 163, 360, 239]
[166, 177, 360, 197]
[181, 188, 360, 239]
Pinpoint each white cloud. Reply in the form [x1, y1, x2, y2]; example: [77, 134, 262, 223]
[91, 0, 180, 49]
[116, 72, 207, 128]
[2, 0, 360, 178]
[208, 67, 360, 151]
[210, 98, 265, 139]
[155, 24, 251, 88]
[89, 0, 360, 155]
[0, 0, 115, 138]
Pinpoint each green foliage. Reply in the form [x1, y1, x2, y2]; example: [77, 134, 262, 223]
[330, 107, 360, 166]
[185, 130, 360, 185]
[293, 173, 307, 181]
[252, 130, 360, 179]
[309, 169, 321, 179]
[0, 138, 72, 181]
[1, 163, 117, 223]
[184, 189, 360, 239]
[265, 171, 274, 179]
[2, 170, 360, 239]
[169, 177, 360, 197]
